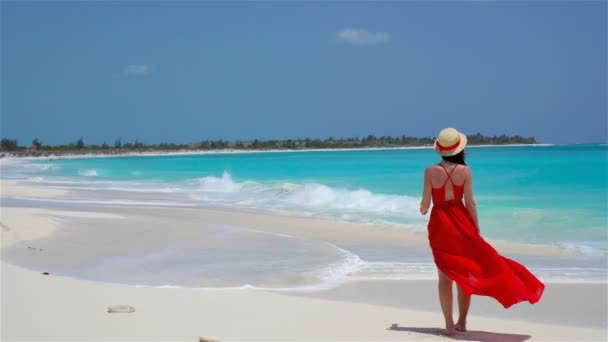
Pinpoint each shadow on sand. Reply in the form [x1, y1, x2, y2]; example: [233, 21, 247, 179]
[388, 324, 531, 342]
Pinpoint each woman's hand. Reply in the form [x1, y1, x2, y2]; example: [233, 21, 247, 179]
[420, 206, 429, 215]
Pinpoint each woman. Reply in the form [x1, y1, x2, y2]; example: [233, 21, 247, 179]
[420, 128, 544, 335]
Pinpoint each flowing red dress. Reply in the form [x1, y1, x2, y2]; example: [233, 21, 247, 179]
[427, 164, 544, 308]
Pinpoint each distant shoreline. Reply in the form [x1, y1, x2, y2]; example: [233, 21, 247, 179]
[0, 143, 556, 161]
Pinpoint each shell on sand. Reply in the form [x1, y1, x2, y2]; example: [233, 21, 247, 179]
[199, 338, 220, 342]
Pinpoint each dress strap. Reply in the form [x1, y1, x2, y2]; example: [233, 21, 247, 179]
[439, 163, 459, 187]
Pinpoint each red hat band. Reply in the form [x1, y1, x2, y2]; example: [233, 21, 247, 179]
[437, 138, 460, 151]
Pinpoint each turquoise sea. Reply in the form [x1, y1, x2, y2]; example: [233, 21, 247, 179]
[2, 145, 607, 287]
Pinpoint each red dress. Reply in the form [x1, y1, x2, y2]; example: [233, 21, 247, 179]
[428, 164, 544, 308]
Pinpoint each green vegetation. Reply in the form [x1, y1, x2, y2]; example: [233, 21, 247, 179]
[1, 138, 19, 150]
[0, 133, 537, 156]
[31, 138, 42, 150]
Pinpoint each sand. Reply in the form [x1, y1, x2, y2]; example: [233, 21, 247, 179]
[1, 179, 607, 341]
[3, 260, 606, 341]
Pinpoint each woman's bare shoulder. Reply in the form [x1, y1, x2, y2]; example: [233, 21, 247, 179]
[425, 164, 440, 173]
[461, 165, 473, 179]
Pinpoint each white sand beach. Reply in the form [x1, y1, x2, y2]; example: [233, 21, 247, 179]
[1, 179, 607, 341]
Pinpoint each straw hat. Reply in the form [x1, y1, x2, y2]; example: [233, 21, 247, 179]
[434, 128, 467, 156]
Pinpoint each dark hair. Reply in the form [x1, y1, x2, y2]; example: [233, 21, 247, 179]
[442, 150, 466, 165]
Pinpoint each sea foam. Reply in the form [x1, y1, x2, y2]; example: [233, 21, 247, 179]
[185, 171, 423, 224]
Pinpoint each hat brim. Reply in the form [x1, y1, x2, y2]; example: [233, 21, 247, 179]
[434, 133, 467, 157]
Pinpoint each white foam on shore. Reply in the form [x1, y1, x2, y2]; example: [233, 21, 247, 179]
[185, 172, 424, 223]
[110, 262, 608, 291]
[15, 170, 426, 228]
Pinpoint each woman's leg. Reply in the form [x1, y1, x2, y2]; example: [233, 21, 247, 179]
[437, 269, 454, 334]
[456, 285, 471, 331]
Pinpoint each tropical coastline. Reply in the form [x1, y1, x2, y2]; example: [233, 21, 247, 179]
[3, 0, 606, 340]
[0, 133, 540, 159]
[0, 143, 555, 161]
[2, 145, 607, 340]
[3, 145, 605, 272]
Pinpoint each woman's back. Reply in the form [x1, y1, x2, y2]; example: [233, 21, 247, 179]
[427, 163, 467, 204]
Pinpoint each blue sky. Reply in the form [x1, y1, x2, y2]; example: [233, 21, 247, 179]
[1, 1, 606, 145]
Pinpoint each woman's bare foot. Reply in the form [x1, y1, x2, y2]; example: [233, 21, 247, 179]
[455, 321, 467, 332]
[444, 321, 455, 335]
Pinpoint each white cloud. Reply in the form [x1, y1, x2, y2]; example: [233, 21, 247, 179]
[334, 28, 391, 46]
[125, 64, 157, 76]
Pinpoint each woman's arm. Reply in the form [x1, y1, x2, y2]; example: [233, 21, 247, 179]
[463, 167, 480, 232]
[420, 168, 432, 215]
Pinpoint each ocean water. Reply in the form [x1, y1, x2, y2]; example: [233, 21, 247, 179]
[1, 145, 607, 287]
